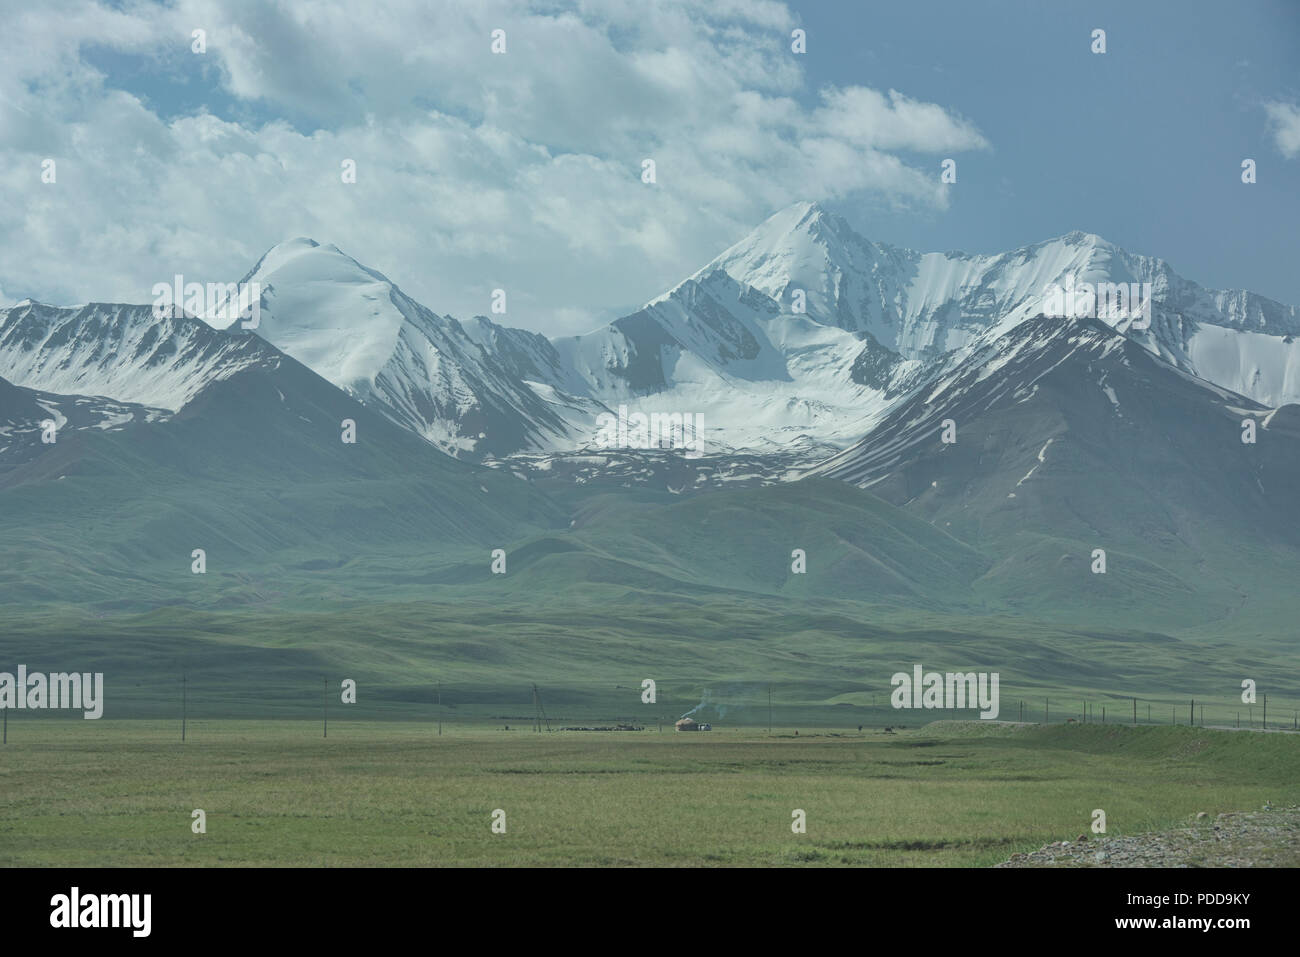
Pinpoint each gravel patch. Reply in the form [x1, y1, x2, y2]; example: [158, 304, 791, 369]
[995, 806, 1300, 867]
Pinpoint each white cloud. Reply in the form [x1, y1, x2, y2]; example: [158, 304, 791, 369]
[1264, 101, 1300, 160]
[811, 87, 989, 153]
[0, 0, 991, 336]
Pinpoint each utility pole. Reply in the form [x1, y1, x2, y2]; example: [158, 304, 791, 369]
[1190, 699, 1194, 727]
[437, 681, 442, 736]
[1263, 694, 1267, 730]
[182, 673, 187, 743]
[1045, 698, 1049, 723]
[1132, 698, 1136, 726]
[531, 684, 550, 732]
[2, 707, 6, 744]
[323, 677, 328, 739]
[768, 685, 772, 734]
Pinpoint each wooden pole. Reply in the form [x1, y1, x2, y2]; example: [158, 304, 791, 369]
[1133, 698, 1136, 725]
[182, 673, 187, 743]
[1045, 697, 1049, 723]
[323, 677, 328, 738]
[437, 681, 442, 736]
[1263, 694, 1267, 730]
[768, 685, 772, 734]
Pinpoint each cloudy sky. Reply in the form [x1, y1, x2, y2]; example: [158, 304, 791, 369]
[2, 0, 1298, 335]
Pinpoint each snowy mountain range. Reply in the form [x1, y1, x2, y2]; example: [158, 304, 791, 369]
[5, 202, 1300, 631]
[565, 201, 1300, 461]
[3, 201, 1298, 484]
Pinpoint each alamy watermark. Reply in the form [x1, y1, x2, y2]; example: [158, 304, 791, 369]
[50, 887, 150, 937]
[594, 404, 704, 458]
[1042, 274, 1151, 329]
[890, 664, 1000, 720]
[151, 275, 261, 328]
[0, 666, 103, 718]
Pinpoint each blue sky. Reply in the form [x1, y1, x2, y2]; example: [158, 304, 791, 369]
[2, 0, 1297, 333]
[797, 0, 1300, 304]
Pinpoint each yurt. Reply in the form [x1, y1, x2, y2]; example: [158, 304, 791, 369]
[675, 717, 699, 731]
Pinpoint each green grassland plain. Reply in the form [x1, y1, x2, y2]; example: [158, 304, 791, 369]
[4, 589, 1297, 867]
[1, 721, 1296, 867]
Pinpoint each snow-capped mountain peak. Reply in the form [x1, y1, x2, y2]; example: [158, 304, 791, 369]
[229, 237, 408, 391]
[234, 239, 600, 458]
[693, 201, 888, 337]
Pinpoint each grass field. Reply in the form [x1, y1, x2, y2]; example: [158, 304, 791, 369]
[5, 597, 1298, 727]
[2, 720, 1296, 867]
